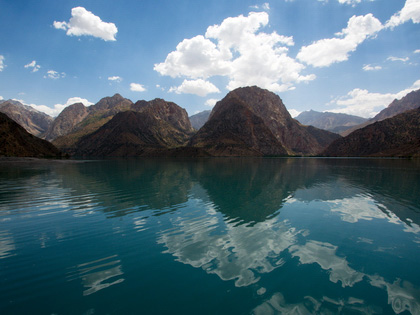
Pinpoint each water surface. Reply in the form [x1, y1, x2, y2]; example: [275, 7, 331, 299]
[1, 158, 419, 314]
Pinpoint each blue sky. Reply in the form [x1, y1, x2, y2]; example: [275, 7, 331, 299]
[0, 0, 419, 118]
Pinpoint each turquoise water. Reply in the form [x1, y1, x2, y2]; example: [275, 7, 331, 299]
[0, 158, 420, 314]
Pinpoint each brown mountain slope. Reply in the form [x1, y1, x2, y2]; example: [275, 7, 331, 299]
[323, 107, 420, 157]
[43, 103, 89, 141]
[73, 110, 193, 157]
[190, 86, 339, 156]
[0, 100, 53, 136]
[0, 112, 61, 158]
[341, 88, 420, 136]
[51, 94, 133, 149]
[189, 101, 288, 156]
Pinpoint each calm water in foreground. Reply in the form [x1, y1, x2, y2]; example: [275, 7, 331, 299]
[0, 158, 420, 314]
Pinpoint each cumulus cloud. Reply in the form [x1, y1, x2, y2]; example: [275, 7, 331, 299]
[108, 76, 122, 82]
[130, 83, 146, 92]
[328, 79, 420, 118]
[53, 7, 118, 41]
[362, 64, 382, 71]
[18, 97, 93, 117]
[288, 109, 301, 118]
[297, 14, 383, 67]
[386, 0, 420, 29]
[0, 55, 5, 71]
[205, 98, 219, 107]
[169, 79, 220, 97]
[44, 70, 66, 80]
[24, 60, 41, 72]
[414, 49, 420, 54]
[155, 12, 315, 94]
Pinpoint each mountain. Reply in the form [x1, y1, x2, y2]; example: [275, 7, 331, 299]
[323, 107, 420, 157]
[295, 110, 367, 134]
[341, 89, 420, 136]
[190, 86, 340, 156]
[73, 100, 195, 157]
[50, 94, 133, 149]
[189, 110, 211, 130]
[0, 112, 61, 158]
[43, 102, 89, 141]
[0, 100, 53, 136]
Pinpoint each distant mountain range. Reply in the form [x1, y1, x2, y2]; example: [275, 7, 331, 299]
[189, 110, 211, 130]
[1, 86, 419, 158]
[295, 110, 367, 134]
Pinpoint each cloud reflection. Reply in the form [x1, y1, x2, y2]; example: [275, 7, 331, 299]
[157, 203, 303, 287]
[67, 255, 125, 296]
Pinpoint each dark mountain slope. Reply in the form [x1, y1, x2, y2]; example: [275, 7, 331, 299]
[0, 100, 53, 136]
[0, 112, 61, 157]
[341, 88, 420, 136]
[190, 86, 339, 156]
[323, 107, 420, 157]
[73, 110, 193, 157]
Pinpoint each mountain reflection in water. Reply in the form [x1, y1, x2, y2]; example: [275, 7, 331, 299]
[0, 158, 419, 314]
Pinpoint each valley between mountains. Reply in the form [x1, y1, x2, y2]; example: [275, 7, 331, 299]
[1, 86, 420, 158]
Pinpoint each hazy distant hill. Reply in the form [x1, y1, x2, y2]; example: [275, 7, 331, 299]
[341, 89, 420, 136]
[295, 110, 367, 134]
[323, 107, 420, 157]
[189, 110, 211, 130]
[73, 100, 194, 157]
[0, 100, 53, 136]
[190, 86, 340, 156]
[0, 112, 61, 158]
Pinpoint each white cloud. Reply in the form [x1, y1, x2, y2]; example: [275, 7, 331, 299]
[386, 0, 420, 29]
[54, 7, 118, 41]
[155, 12, 314, 94]
[0, 96, 3, 101]
[169, 79, 220, 97]
[44, 70, 66, 80]
[387, 56, 409, 62]
[108, 76, 122, 82]
[414, 49, 420, 54]
[328, 79, 420, 118]
[362, 64, 382, 71]
[24, 60, 41, 72]
[297, 14, 383, 67]
[288, 109, 301, 118]
[250, 3, 270, 10]
[205, 98, 219, 107]
[130, 83, 146, 92]
[16, 97, 93, 117]
[0, 55, 5, 71]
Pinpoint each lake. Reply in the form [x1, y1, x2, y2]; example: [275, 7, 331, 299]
[1, 157, 420, 314]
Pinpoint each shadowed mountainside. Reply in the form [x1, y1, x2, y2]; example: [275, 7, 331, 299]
[323, 107, 420, 157]
[0, 112, 61, 158]
[190, 86, 340, 156]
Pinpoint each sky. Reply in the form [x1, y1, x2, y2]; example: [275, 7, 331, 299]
[0, 0, 419, 118]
